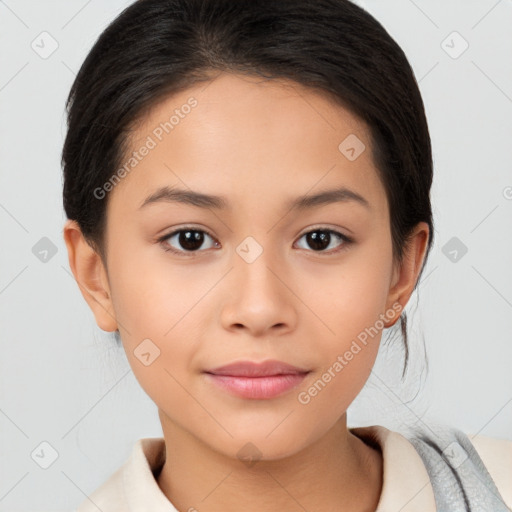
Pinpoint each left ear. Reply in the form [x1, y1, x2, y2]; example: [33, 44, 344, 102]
[384, 222, 430, 327]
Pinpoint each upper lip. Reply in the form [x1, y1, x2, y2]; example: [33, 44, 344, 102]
[205, 359, 310, 377]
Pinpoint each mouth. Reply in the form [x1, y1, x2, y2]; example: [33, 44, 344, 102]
[203, 359, 311, 399]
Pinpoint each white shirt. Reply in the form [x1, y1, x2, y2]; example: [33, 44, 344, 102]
[75, 425, 512, 511]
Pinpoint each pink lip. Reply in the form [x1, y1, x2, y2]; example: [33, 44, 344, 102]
[204, 360, 310, 399]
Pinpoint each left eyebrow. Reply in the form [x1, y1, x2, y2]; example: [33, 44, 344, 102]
[286, 186, 371, 212]
[138, 185, 370, 212]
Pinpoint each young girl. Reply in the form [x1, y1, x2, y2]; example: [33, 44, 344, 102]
[62, 0, 511, 510]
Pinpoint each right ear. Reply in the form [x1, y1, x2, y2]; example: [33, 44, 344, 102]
[63, 219, 118, 332]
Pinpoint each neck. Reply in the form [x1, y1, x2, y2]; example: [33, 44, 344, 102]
[156, 411, 383, 512]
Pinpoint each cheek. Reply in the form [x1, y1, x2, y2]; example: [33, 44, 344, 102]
[297, 346, 377, 441]
[303, 247, 392, 396]
[108, 241, 211, 334]
[298, 273, 389, 424]
[319, 256, 392, 339]
[106, 246, 217, 384]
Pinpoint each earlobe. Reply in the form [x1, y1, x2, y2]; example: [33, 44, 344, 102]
[384, 222, 430, 327]
[62, 219, 118, 332]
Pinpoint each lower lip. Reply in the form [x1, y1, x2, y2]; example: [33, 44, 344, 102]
[204, 372, 309, 399]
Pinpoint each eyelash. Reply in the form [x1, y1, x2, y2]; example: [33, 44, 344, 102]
[157, 226, 354, 257]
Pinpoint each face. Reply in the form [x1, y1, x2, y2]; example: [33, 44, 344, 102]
[67, 72, 427, 461]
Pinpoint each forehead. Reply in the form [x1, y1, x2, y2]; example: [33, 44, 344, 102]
[107, 72, 387, 218]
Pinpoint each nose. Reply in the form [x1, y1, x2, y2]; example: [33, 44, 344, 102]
[220, 245, 298, 337]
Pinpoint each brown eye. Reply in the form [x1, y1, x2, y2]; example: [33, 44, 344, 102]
[160, 228, 218, 254]
[295, 229, 352, 253]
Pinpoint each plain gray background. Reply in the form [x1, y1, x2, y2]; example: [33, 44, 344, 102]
[1, 0, 511, 510]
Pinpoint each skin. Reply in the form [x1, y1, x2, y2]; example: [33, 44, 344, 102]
[64, 72, 429, 512]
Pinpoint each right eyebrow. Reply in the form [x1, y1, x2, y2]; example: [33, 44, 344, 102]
[138, 186, 229, 210]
